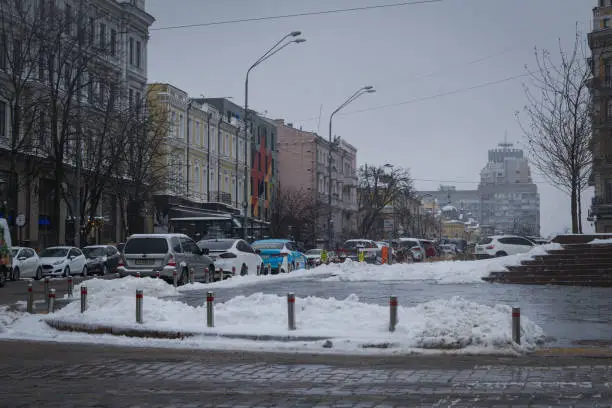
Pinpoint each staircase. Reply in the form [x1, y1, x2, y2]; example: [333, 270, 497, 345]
[482, 241, 612, 287]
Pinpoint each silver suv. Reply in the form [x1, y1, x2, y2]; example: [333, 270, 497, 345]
[117, 234, 215, 285]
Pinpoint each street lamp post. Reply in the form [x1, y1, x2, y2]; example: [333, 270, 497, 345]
[242, 32, 306, 240]
[327, 86, 375, 250]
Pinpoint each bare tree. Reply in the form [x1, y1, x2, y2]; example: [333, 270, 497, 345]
[357, 164, 413, 237]
[0, 1, 50, 226]
[517, 29, 592, 233]
[113, 90, 170, 237]
[269, 187, 317, 245]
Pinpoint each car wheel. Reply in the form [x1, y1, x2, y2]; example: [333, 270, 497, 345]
[81, 266, 88, 277]
[0, 270, 6, 287]
[495, 251, 508, 257]
[11, 267, 20, 281]
[64, 266, 70, 277]
[35, 267, 42, 280]
[102, 264, 109, 276]
[240, 264, 248, 276]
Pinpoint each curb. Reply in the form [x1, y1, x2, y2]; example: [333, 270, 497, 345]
[45, 319, 331, 342]
[534, 347, 612, 358]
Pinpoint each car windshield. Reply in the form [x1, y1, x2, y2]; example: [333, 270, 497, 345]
[198, 240, 234, 250]
[398, 240, 419, 248]
[10, 249, 18, 257]
[252, 242, 284, 250]
[306, 249, 322, 255]
[82, 247, 105, 258]
[39, 248, 68, 258]
[344, 241, 370, 249]
[478, 238, 493, 245]
[124, 238, 169, 254]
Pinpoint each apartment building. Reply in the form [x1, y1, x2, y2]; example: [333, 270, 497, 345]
[148, 84, 250, 240]
[588, 1, 612, 232]
[0, 0, 154, 247]
[420, 142, 540, 237]
[274, 119, 358, 248]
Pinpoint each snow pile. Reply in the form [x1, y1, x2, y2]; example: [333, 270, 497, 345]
[69, 276, 179, 299]
[590, 238, 612, 245]
[323, 243, 562, 284]
[0, 279, 545, 354]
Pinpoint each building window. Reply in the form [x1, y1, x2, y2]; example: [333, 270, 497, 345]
[110, 29, 116, 56]
[195, 121, 200, 145]
[88, 17, 95, 45]
[99, 23, 106, 50]
[129, 37, 134, 65]
[194, 162, 200, 186]
[64, 3, 72, 35]
[0, 100, 6, 139]
[0, 34, 6, 70]
[136, 41, 141, 68]
[179, 114, 184, 139]
[203, 168, 208, 194]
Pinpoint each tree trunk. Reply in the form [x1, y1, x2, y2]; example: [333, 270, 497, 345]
[570, 185, 579, 234]
[577, 191, 583, 234]
[52, 169, 63, 244]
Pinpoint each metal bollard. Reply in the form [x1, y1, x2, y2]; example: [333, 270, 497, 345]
[512, 307, 521, 344]
[172, 270, 177, 287]
[287, 293, 296, 330]
[257, 264, 260, 276]
[206, 291, 214, 327]
[389, 295, 398, 332]
[27, 283, 34, 314]
[67, 276, 74, 298]
[189, 268, 195, 284]
[155, 270, 160, 279]
[44, 277, 50, 303]
[136, 289, 143, 323]
[47, 289, 56, 313]
[136, 272, 141, 278]
[267, 264, 271, 275]
[388, 248, 393, 265]
[80, 285, 88, 313]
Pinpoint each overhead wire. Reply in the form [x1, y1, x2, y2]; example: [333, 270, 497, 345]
[151, 0, 445, 31]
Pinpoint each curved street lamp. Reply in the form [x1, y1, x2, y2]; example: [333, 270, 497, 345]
[242, 32, 306, 239]
[327, 86, 376, 250]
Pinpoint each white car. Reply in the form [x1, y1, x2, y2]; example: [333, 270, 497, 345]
[305, 249, 324, 267]
[197, 238, 263, 280]
[475, 235, 535, 258]
[10, 247, 42, 280]
[39, 246, 88, 277]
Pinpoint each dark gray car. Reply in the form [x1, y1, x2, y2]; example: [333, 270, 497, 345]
[117, 234, 215, 285]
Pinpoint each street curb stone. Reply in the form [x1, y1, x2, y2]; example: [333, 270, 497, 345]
[45, 319, 332, 342]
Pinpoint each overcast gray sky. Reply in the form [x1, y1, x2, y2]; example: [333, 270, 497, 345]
[146, 0, 594, 237]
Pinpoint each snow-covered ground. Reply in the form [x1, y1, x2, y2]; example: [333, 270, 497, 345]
[0, 275, 545, 355]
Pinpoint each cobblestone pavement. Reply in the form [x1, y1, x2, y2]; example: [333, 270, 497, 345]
[1, 340, 611, 407]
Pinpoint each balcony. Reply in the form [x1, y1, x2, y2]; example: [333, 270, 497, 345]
[210, 191, 233, 205]
[591, 195, 612, 218]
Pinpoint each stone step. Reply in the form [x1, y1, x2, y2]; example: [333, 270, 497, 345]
[482, 275, 612, 287]
[505, 266, 612, 275]
[506, 264, 612, 273]
[530, 255, 612, 262]
[547, 249, 612, 256]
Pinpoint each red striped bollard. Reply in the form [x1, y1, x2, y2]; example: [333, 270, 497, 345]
[136, 289, 143, 323]
[206, 291, 214, 327]
[80, 286, 87, 313]
[512, 307, 520, 344]
[136, 272, 141, 278]
[256, 264, 260, 276]
[47, 289, 56, 313]
[67, 276, 73, 297]
[389, 296, 398, 332]
[287, 292, 296, 330]
[155, 270, 160, 279]
[27, 283, 33, 314]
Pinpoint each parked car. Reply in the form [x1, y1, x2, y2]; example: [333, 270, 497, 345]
[0, 218, 12, 287]
[251, 239, 308, 274]
[418, 239, 438, 258]
[304, 248, 324, 267]
[118, 234, 215, 285]
[39, 246, 88, 277]
[197, 238, 263, 281]
[82, 245, 121, 275]
[337, 239, 379, 263]
[392, 238, 425, 262]
[474, 235, 535, 258]
[10, 247, 42, 280]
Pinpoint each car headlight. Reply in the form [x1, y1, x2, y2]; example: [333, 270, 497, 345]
[53, 260, 64, 266]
